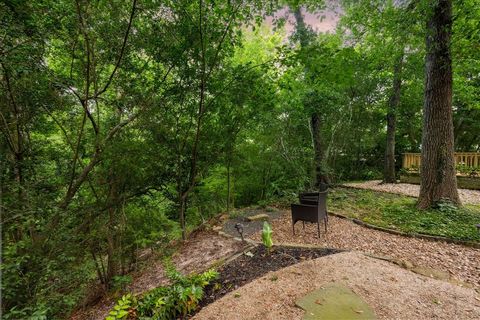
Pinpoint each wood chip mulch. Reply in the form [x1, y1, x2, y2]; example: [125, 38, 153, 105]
[249, 213, 480, 288]
[195, 245, 339, 315]
[193, 252, 480, 320]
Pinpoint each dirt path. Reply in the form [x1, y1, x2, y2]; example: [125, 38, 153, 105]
[72, 231, 247, 320]
[343, 180, 480, 204]
[193, 251, 480, 320]
[249, 213, 480, 288]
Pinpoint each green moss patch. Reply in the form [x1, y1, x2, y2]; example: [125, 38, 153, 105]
[328, 188, 480, 242]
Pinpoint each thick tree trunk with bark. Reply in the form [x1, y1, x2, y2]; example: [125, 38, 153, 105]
[384, 53, 404, 183]
[417, 0, 460, 208]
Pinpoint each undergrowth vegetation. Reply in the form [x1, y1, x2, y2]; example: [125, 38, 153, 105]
[328, 188, 480, 242]
[107, 266, 218, 320]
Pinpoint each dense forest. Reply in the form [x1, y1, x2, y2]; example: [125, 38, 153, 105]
[1, 0, 479, 318]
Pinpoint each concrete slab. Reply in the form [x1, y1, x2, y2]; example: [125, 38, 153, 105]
[295, 283, 376, 320]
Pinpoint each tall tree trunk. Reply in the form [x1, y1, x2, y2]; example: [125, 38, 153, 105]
[293, 6, 329, 189]
[384, 52, 404, 183]
[105, 177, 120, 286]
[179, 193, 187, 240]
[293, 7, 309, 48]
[311, 113, 329, 188]
[418, 0, 460, 208]
[226, 158, 231, 214]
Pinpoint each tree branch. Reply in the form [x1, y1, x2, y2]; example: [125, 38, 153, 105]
[92, 0, 137, 98]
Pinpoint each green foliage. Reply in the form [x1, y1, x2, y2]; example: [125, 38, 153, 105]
[108, 267, 218, 320]
[2, 0, 480, 317]
[329, 188, 480, 241]
[2, 304, 49, 320]
[262, 221, 274, 250]
[106, 294, 135, 320]
[456, 164, 479, 177]
[111, 275, 133, 294]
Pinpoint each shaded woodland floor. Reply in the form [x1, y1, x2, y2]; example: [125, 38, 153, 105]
[73, 185, 480, 319]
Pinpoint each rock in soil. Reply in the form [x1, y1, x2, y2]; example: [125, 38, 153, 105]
[247, 213, 270, 221]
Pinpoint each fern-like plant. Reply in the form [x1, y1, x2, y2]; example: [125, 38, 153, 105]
[108, 267, 218, 320]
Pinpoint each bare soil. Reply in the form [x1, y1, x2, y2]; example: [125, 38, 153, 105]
[343, 180, 480, 204]
[193, 252, 480, 320]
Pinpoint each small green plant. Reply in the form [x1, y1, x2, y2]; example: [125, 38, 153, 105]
[434, 199, 458, 213]
[262, 221, 273, 252]
[257, 199, 269, 209]
[456, 164, 480, 177]
[111, 275, 133, 294]
[3, 305, 49, 320]
[106, 294, 135, 320]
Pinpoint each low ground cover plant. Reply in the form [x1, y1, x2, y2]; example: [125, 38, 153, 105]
[106, 267, 218, 320]
[328, 188, 480, 242]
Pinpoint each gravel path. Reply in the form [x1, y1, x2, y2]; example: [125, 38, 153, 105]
[193, 252, 480, 320]
[250, 212, 480, 288]
[343, 180, 480, 204]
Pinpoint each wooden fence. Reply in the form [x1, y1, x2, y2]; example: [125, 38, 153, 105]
[403, 152, 480, 170]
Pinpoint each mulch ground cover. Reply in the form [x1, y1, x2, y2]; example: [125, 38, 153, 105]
[193, 245, 340, 315]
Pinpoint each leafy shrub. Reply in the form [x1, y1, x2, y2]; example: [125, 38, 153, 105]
[107, 267, 218, 320]
[111, 275, 133, 294]
[456, 164, 479, 177]
[2, 304, 49, 320]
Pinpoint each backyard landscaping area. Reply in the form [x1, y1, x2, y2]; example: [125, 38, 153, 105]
[78, 183, 480, 320]
[196, 185, 480, 319]
[4, 0, 480, 319]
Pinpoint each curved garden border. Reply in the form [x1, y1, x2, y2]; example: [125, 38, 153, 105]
[328, 211, 480, 249]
